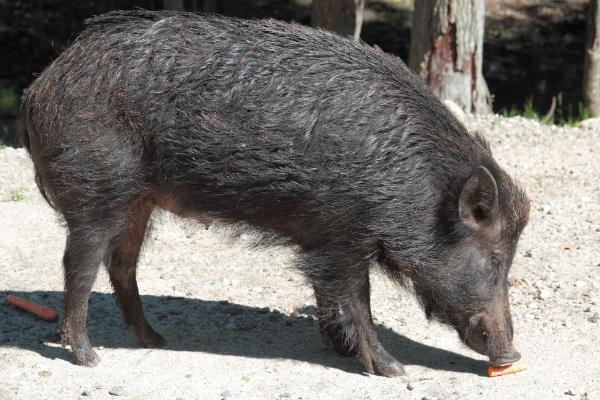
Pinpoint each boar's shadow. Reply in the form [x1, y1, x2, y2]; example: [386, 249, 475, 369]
[0, 290, 487, 376]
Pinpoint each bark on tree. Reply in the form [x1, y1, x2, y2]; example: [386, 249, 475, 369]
[163, 0, 185, 11]
[312, 0, 366, 40]
[409, 0, 491, 114]
[584, 0, 600, 117]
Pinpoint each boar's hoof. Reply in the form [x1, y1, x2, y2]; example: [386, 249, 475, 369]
[125, 320, 165, 348]
[330, 335, 357, 357]
[319, 321, 357, 356]
[364, 345, 406, 377]
[61, 328, 100, 367]
[73, 348, 100, 367]
[138, 329, 165, 348]
[376, 359, 406, 377]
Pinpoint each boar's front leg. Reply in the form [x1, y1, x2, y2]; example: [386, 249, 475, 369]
[314, 286, 357, 356]
[346, 271, 405, 377]
[311, 264, 405, 377]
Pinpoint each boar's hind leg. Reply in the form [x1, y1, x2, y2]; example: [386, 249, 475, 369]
[61, 229, 109, 367]
[105, 198, 164, 348]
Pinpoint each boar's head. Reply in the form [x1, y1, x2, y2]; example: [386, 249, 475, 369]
[384, 164, 530, 366]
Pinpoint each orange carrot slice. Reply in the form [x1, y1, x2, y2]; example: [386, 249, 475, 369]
[7, 294, 58, 322]
[487, 361, 527, 377]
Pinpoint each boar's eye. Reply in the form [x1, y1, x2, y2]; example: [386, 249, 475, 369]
[490, 253, 502, 267]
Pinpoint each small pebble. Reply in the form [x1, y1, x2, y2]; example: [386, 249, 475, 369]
[38, 370, 52, 378]
[279, 393, 291, 398]
[185, 374, 192, 378]
[575, 281, 588, 290]
[81, 390, 92, 397]
[407, 383, 415, 391]
[588, 313, 599, 323]
[109, 386, 125, 396]
[221, 390, 232, 400]
[508, 279, 522, 287]
[537, 288, 552, 300]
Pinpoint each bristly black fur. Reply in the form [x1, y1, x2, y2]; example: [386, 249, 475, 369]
[19, 10, 530, 375]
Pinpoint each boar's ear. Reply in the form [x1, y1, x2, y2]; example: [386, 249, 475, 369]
[458, 166, 498, 229]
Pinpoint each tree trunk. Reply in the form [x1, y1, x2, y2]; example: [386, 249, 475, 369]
[311, 0, 366, 40]
[163, 0, 185, 11]
[409, 0, 491, 114]
[584, 0, 600, 117]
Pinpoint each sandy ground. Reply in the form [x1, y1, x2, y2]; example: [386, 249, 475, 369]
[0, 114, 598, 400]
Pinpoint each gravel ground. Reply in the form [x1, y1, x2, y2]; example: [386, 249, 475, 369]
[0, 114, 598, 400]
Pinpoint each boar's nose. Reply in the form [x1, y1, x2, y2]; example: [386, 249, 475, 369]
[489, 347, 521, 367]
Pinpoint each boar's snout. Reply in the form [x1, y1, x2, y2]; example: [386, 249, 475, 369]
[489, 347, 521, 367]
[463, 313, 521, 366]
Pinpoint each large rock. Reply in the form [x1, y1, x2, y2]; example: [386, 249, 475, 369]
[578, 117, 600, 129]
[443, 99, 466, 122]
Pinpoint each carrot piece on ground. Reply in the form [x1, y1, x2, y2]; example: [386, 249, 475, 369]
[7, 294, 59, 322]
[487, 361, 528, 377]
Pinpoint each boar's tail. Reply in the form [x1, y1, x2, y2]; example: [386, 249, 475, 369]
[17, 116, 56, 210]
[16, 115, 29, 151]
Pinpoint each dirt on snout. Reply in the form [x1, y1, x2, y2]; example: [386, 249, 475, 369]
[0, 114, 599, 400]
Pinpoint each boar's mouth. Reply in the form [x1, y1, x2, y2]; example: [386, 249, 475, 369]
[488, 353, 521, 367]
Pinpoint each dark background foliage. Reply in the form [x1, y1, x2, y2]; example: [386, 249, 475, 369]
[0, 0, 588, 146]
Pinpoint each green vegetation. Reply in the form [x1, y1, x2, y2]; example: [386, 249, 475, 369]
[0, 86, 18, 115]
[10, 188, 26, 202]
[556, 95, 591, 127]
[292, 0, 311, 7]
[500, 95, 591, 127]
